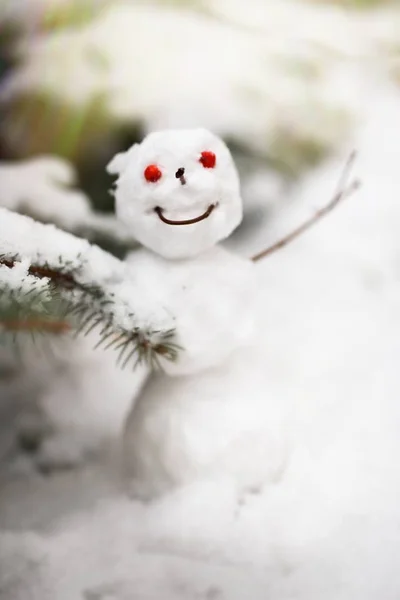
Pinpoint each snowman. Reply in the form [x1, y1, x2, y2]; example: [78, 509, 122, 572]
[108, 128, 287, 500]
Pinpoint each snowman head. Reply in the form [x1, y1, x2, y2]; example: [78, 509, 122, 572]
[107, 128, 243, 259]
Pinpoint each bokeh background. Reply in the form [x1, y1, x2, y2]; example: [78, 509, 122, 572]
[1, 1, 400, 599]
[1, 0, 397, 231]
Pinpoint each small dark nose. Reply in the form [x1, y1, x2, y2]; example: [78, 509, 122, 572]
[175, 167, 186, 185]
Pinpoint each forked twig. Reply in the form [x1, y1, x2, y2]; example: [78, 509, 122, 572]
[251, 153, 361, 263]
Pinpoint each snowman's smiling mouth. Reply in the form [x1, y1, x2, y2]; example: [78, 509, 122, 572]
[154, 204, 216, 226]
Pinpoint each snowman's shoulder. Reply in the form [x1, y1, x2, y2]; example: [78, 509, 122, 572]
[124, 248, 172, 293]
[171, 246, 258, 300]
[125, 248, 167, 273]
[124, 246, 257, 293]
[208, 245, 255, 268]
[203, 245, 258, 285]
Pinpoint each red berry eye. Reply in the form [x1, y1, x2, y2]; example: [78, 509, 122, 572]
[199, 151, 216, 169]
[144, 164, 162, 182]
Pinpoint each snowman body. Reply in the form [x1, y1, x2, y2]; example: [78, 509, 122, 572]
[109, 129, 286, 499]
[125, 244, 256, 376]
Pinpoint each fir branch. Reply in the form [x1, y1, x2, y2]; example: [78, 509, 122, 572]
[0, 209, 178, 369]
[0, 274, 71, 354]
[0, 318, 71, 333]
[252, 153, 360, 263]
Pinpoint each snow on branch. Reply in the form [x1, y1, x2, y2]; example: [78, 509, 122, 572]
[0, 157, 137, 249]
[0, 208, 178, 368]
[0, 259, 70, 336]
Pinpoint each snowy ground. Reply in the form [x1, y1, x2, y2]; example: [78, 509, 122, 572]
[1, 82, 400, 598]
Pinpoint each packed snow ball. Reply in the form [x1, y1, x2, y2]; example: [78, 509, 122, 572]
[107, 128, 243, 259]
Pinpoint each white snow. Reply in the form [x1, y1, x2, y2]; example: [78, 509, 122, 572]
[0, 156, 91, 230]
[0, 156, 135, 242]
[0, 259, 50, 299]
[1, 82, 400, 598]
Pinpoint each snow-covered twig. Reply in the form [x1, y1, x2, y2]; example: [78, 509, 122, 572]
[252, 153, 360, 263]
[0, 208, 178, 368]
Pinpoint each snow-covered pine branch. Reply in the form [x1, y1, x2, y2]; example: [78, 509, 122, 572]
[0, 259, 71, 336]
[0, 157, 138, 249]
[0, 207, 178, 368]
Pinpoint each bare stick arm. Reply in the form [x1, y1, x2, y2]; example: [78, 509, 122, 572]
[251, 153, 361, 263]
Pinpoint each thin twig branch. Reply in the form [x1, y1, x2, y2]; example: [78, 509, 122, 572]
[0, 319, 71, 333]
[251, 153, 361, 263]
